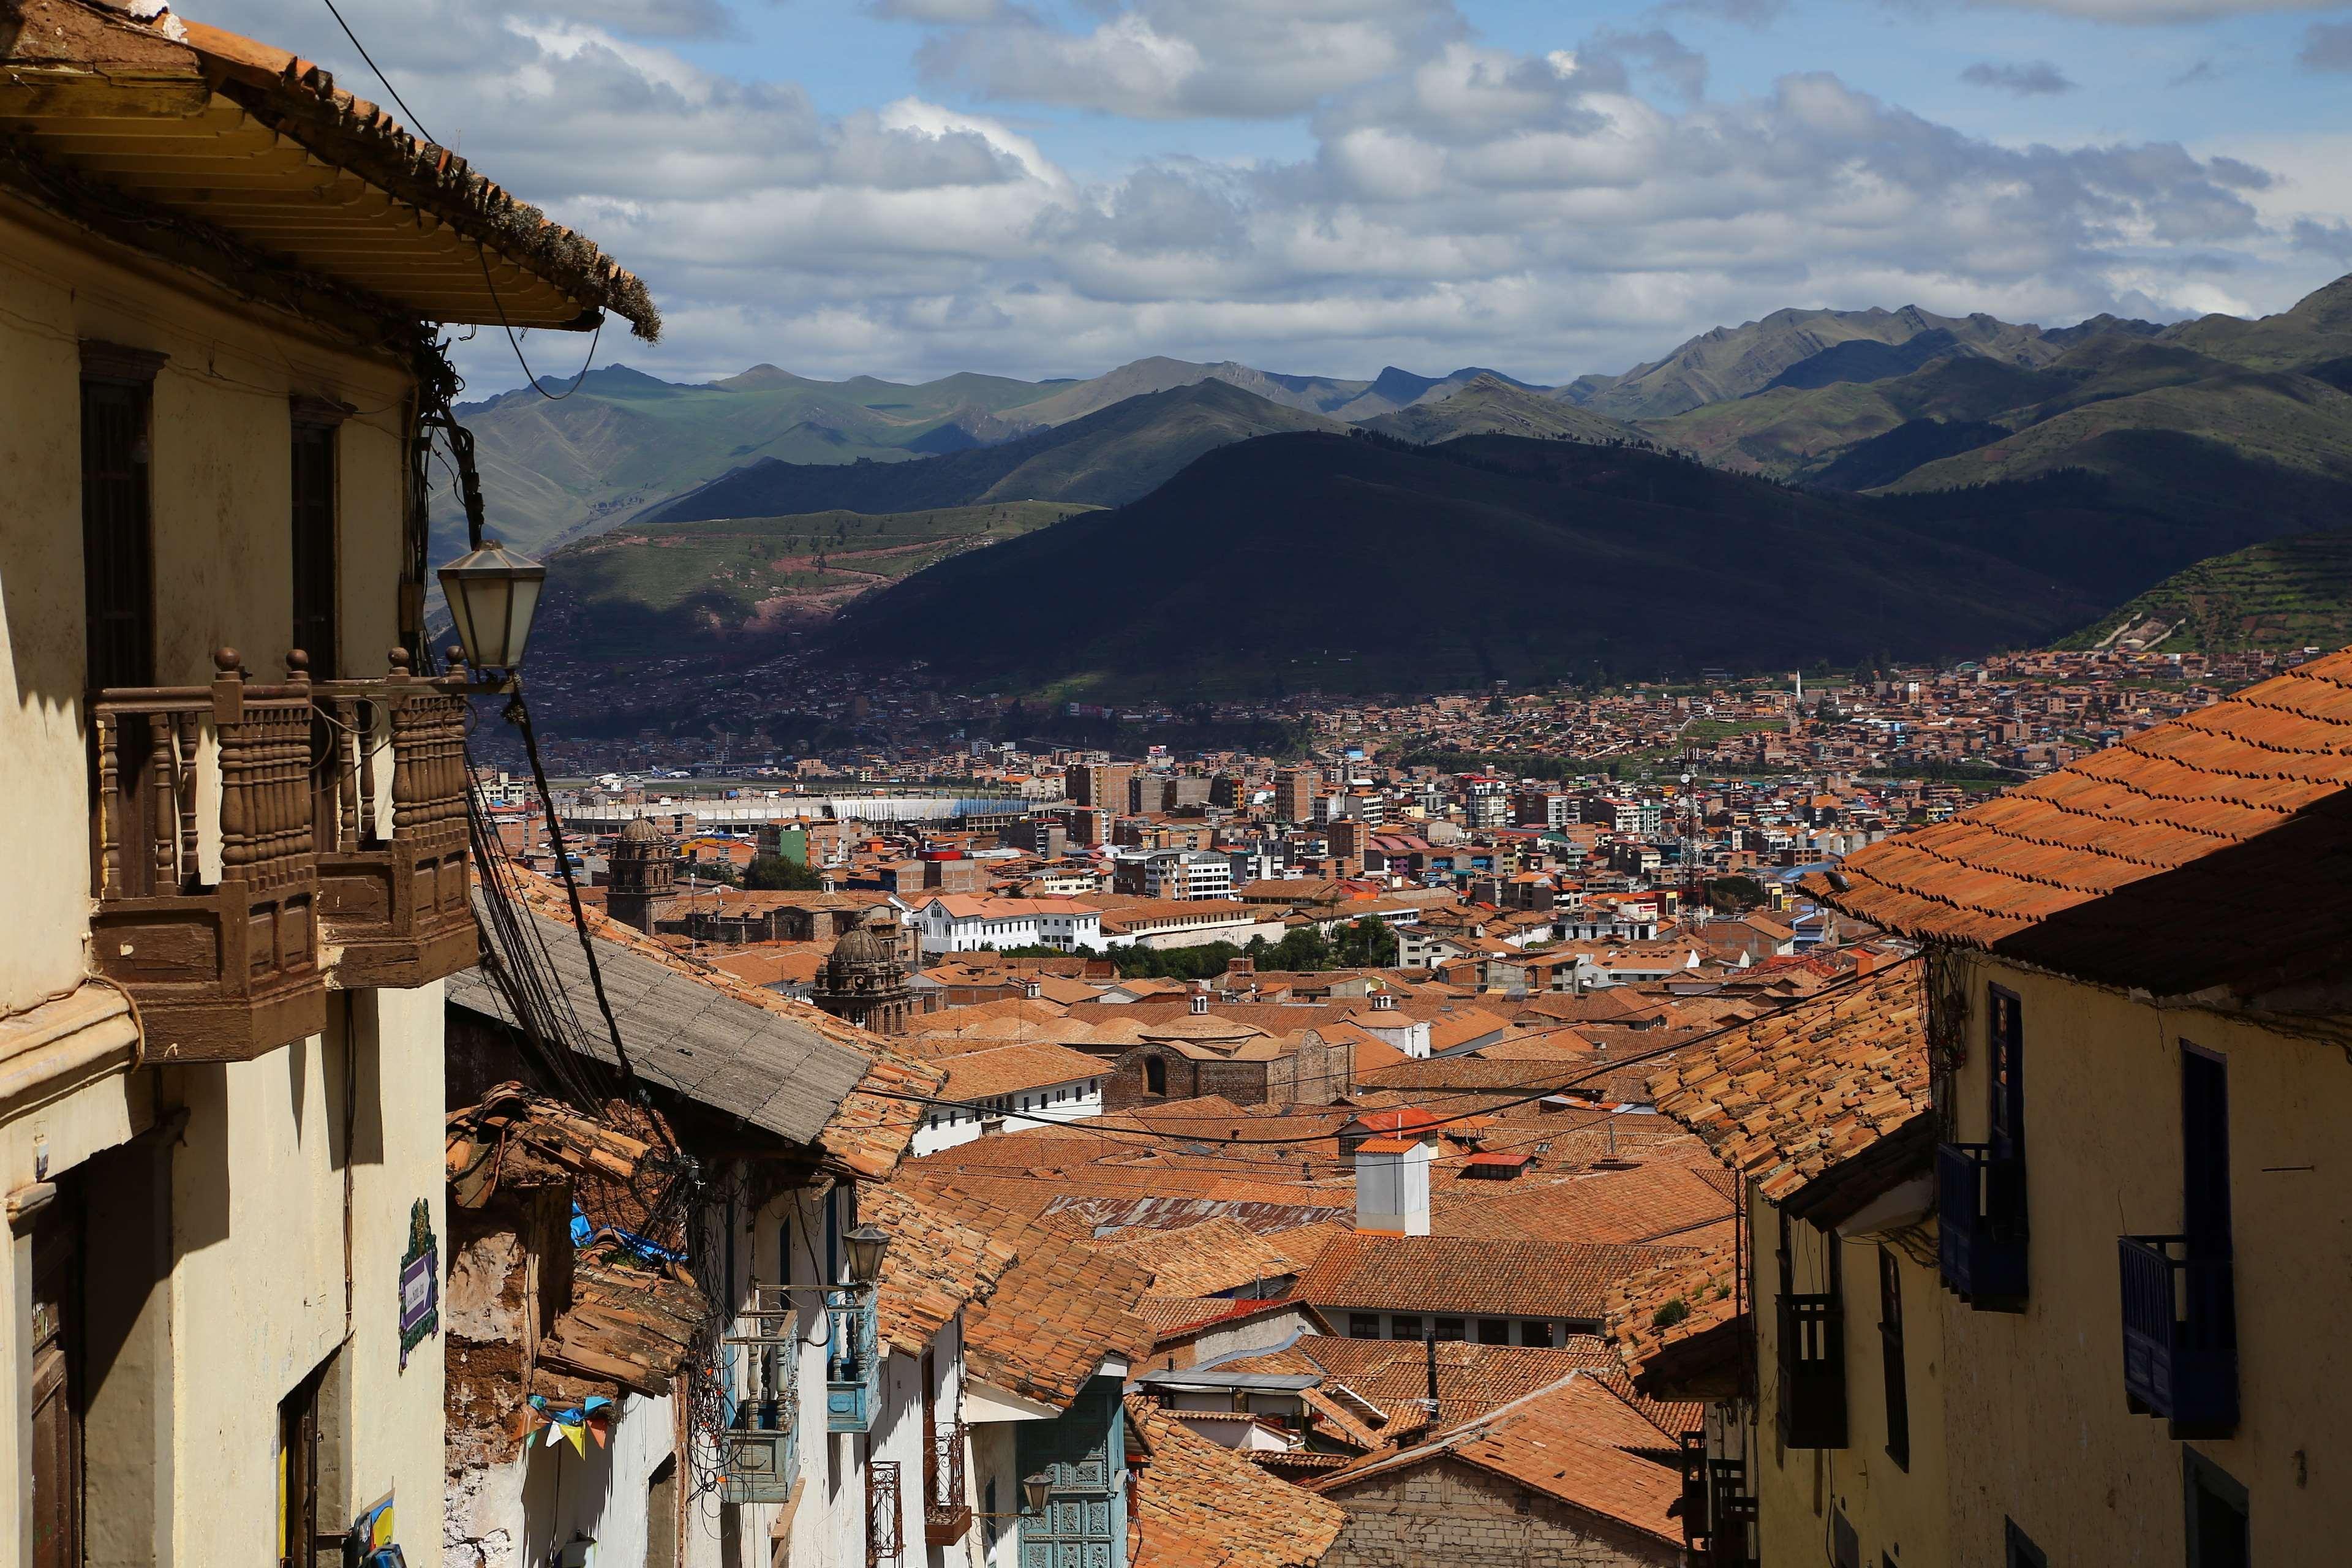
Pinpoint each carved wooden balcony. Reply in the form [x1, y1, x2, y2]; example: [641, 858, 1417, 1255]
[312, 650, 476, 988]
[89, 650, 325, 1062]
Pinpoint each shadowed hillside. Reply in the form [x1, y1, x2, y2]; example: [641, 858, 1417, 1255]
[823, 431, 2101, 699]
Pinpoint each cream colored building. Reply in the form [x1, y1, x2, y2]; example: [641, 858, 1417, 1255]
[1803, 646, 2352, 1567]
[0, 3, 654, 1564]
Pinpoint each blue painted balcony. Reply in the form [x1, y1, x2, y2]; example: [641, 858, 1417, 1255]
[827, 1286, 881, 1433]
[720, 1298, 800, 1504]
[2119, 1235, 2237, 1438]
[1937, 1142, 2029, 1310]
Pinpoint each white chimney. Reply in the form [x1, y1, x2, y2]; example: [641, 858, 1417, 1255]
[1371, 990, 1395, 1012]
[1025, 978, 1042, 1000]
[1189, 991, 1208, 1016]
[1355, 1138, 1433, 1236]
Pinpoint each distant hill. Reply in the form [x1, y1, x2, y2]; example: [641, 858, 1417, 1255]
[1563, 304, 2066, 420]
[1359, 375, 1648, 446]
[530, 500, 1095, 662]
[2055, 529, 2352, 654]
[823, 431, 2101, 699]
[641, 380, 1346, 523]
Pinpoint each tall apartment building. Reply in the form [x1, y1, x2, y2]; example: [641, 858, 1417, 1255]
[1072, 763, 1135, 810]
[1275, 768, 1320, 824]
[1463, 775, 1511, 830]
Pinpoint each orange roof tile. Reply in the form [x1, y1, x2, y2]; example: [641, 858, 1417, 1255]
[1809, 649, 2352, 992]
[1099, 1218, 1300, 1298]
[1127, 1397, 1346, 1568]
[861, 1186, 1020, 1357]
[1287, 1233, 1697, 1322]
[1643, 966, 1930, 1218]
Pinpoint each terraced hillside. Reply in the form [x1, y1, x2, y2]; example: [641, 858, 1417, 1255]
[2057, 530, 2352, 653]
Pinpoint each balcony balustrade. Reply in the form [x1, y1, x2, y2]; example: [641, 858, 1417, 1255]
[1937, 1141, 2029, 1309]
[720, 1295, 799, 1504]
[312, 649, 475, 987]
[2119, 1234, 2237, 1438]
[1774, 1292, 1847, 1450]
[827, 1286, 881, 1433]
[89, 649, 325, 1060]
[88, 647, 478, 1058]
[925, 1417, 972, 1545]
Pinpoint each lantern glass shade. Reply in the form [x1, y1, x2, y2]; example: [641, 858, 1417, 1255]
[438, 540, 546, 672]
[843, 1221, 892, 1286]
[1022, 1474, 1052, 1516]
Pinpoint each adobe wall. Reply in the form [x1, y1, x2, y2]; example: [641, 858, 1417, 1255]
[1321, 1457, 1677, 1568]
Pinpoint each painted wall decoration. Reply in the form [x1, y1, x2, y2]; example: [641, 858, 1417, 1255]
[398, 1198, 439, 1370]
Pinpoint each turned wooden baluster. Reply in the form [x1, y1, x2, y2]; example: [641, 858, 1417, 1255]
[336, 695, 360, 854]
[279, 650, 311, 886]
[97, 710, 123, 899]
[175, 714, 198, 889]
[148, 714, 175, 890]
[390, 688, 416, 843]
[216, 650, 252, 883]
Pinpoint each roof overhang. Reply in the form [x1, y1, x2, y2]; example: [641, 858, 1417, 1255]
[1, 0, 656, 345]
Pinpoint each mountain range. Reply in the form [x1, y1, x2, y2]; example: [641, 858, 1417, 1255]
[467, 270, 2352, 693]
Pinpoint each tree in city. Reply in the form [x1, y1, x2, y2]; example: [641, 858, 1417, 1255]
[744, 854, 825, 891]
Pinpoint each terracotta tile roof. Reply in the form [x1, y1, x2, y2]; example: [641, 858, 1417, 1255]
[1807, 649, 2352, 993]
[861, 1185, 1019, 1356]
[537, 1248, 707, 1398]
[818, 1053, 948, 1183]
[1261, 1219, 1355, 1274]
[1309, 1374, 1681, 1545]
[1287, 1233, 1697, 1322]
[445, 1082, 657, 1208]
[935, 1041, 1110, 1102]
[1099, 1218, 1300, 1297]
[1127, 1396, 1346, 1568]
[1604, 1238, 1741, 1384]
[1134, 1294, 1310, 1342]
[1643, 965, 1931, 1216]
[904, 1184, 1156, 1410]
[1433, 1160, 1733, 1247]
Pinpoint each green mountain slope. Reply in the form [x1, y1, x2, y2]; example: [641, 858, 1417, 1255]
[530, 501, 1095, 662]
[640, 380, 1347, 522]
[2054, 529, 2352, 652]
[2161, 273, 2352, 371]
[1566, 304, 2065, 420]
[435, 363, 1064, 559]
[823, 432, 2099, 699]
[1359, 375, 1648, 445]
[1883, 369, 2352, 491]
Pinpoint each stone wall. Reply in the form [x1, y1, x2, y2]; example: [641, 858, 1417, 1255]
[1321, 1456, 1676, 1568]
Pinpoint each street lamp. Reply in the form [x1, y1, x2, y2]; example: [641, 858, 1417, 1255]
[437, 538, 546, 676]
[843, 1221, 892, 1286]
[1022, 1474, 1052, 1516]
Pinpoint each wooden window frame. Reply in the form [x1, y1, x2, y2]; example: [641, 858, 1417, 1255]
[1879, 1245, 1910, 1471]
[289, 399, 345, 681]
[2183, 1448, 2249, 1568]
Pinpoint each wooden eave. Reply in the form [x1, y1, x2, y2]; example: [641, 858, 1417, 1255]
[0, 1, 654, 339]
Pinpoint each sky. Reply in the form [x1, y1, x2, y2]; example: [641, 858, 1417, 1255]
[194, 0, 2352, 394]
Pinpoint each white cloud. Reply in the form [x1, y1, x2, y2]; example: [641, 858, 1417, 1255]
[1966, 0, 2346, 21]
[186, 0, 2350, 391]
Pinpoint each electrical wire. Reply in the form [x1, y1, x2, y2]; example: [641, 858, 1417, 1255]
[315, 0, 606, 401]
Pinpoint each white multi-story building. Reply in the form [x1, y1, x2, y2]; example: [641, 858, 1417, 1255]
[911, 1042, 1109, 1155]
[914, 895, 1049, 953]
[1142, 850, 1232, 902]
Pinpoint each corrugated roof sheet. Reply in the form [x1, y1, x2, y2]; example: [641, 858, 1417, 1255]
[451, 898, 871, 1147]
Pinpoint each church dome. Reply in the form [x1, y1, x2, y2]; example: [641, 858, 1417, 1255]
[617, 817, 662, 845]
[829, 920, 894, 968]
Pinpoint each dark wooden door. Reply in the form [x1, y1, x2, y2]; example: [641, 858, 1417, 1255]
[30, 1191, 84, 1568]
[278, 1363, 323, 1568]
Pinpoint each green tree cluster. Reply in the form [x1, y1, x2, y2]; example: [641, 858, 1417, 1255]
[744, 854, 826, 891]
